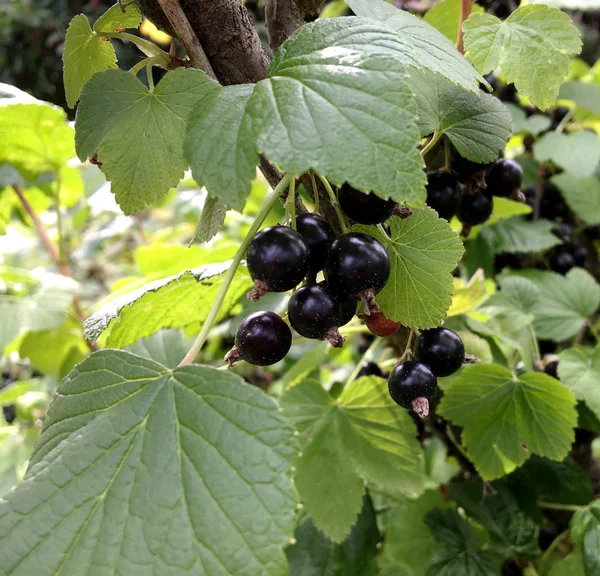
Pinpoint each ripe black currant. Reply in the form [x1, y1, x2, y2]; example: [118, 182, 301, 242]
[553, 106, 570, 123]
[572, 245, 588, 267]
[225, 311, 291, 366]
[551, 222, 572, 242]
[247, 225, 309, 300]
[584, 224, 600, 241]
[544, 359, 559, 379]
[418, 327, 465, 377]
[451, 150, 492, 183]
[426, 170, 460, 221]
[485, 158, 523, 198]
[363, 311, 400, 337]
[288, 284, 345, 347]
[458, 190, 494, 228]
[388, 361, 438, 418]
[548, 245, 575, 275]
[295, 213, 335, 274]
[338, 184, 397, 225]
[357, 361, 383, 379]
[324, 232, 391, 314]
[2, 404, 16, 424]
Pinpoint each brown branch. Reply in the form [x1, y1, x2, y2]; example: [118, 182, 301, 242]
[456, 0, 472, 54]
[12, 185, 97, 351]
[155, 0, 217, 78]
[264, 0, 326, 52]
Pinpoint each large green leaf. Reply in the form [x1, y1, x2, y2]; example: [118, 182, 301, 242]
[424, 509, 497, 575]
[548, 553, 585, 576]
[0, 103, 75, 180]
[558, 346, 600, 422]
[559, 81, 600, 115]
[345, 0, 486, 92]
[449, 479, 538, 558]
[409, 70, 512, 163]
[0, 350, 298, 576]
[0, 427, 39, 498]
[438, 364, 577, 479]
[75, 68, 217, 214]
[353, 208, 464, 328]
[124, 329, 191, 369]
[571, 501, 600, 576]
[463, 5, 582, 109]
[185, 85, 258, 211]
[190, 195, 229, 244]
[551, 173, 600, 225]
[83, 261, 252, 347]
[93, 2, 142, 32]
[286, 497, 379, 576]
[281, 376, 425, 542]
[508, 269, 600, 342]
[422, 0, 484, 43]
[479, 217, 560, 255]
[249, 18, 425, 205]
[534, 131, 600, 178]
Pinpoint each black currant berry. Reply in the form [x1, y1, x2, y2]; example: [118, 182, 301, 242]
[572, 245, 588, 267]
[551, 222, 572, 242]
[458, 190, 494, 228]
[553, 106, 570, 123]
[247, 225, 309, 300]
[363, 311, 400, 337]
[483, 73, 499, 92]
[426, 170, 460, 221]
[288, 284, 345, 347]
[485, 158, 523, 198]
[418, 327, 465, 377]
[538, 524, 559, 552]
[324, 232, 390, 314]
[388, 361, 438, 418]
[296, 213, 335, 274]
[584, 224, 600, 241]
[548, 246, 575, 275]
[544, 359, 559, 379]
[540, 182, 570, 221]
[338, 184, 397, 225]
[338, 296, 357, 327]
[2, 405, 16, 424]
[225, 311, 291, 366]
[357, 361, 383, 379]
[451, 151, 492, 183]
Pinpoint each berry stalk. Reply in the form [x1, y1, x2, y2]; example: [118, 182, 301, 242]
[178, 172, 293, 366]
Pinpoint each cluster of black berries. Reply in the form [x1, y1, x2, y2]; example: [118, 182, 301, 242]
[388, 327, 465, 418]
[225, 186, 398, 367]
[425, 155, 524, 235]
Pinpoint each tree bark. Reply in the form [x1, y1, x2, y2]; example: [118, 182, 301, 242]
[264, 0, 326, 51]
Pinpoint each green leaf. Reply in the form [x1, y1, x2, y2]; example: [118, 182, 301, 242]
[381, 490, 450, 576]
[558, 346, 600, 422]
[449, 479, 538, 558]
[83, 261, 252, 347]
[63, 15, 118, 109]
[438, 364, 577, 479]
[75, 68, 217, 214]
[345, 0, 486, 92]
[463, 5, 582, 109]
[0, 103, 75, 180]
[185, 85, 258, 211]
[93, 2, 143, 32]
[409, 70, 512, 163]
[534, 131, 600, 178]
[422, 0, 484, 44]
[0, 350, 298, 575]
[571, 501, 600, 576]
[124, 329, 191, 369]
[504, 103, 552, 135]
[0, 427, 39, 498]
[190, 195, 229, 244]
[281, 376, 425, 542]
[507, 269, 600, 342]
[249, 18, 426, 205]
[559, 81, 600, 115]
[551, 173, 600, 225]
[424, 509, 498, 576]
[352, 208, 464, 328]
[479, 217, 561, 255]
[286, 496, 379, 576]
[548, 553, 585, 576]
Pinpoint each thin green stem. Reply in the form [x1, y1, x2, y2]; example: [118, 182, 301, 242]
[377, 223, 389, 239]
[54, 169, 66, 266]
[315, 172, 348, 233]
[178, 173, 292, 366]
[146, 63, 155, 91]
[129, 56, 164, 78]
[555, 107, 576, 134]
[101, 31, 171, 61]
[537, 529, 569, 575]
[538, 501, 582, 512]
[344, 338, 380, 390]
[444, 137, 451, 170]
[529, 324, 541, 365]
[309, 171, 319, 213]
[446, 426, 470, 462]
[287, 175, 296, 230]
[398, 328, 415, 362]
[420, 131, 441, 158]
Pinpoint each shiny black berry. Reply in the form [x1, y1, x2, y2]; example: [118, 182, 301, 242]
[458, 191, 494, 226]
[288, 284, 345, 347]
[544, 359, 559, 379]
[357, 361, 383, 379]
[324, 232, 390, 314]
[549, 246, 575, 275]
[247, 225, 309, 299]
[485, 158, 523, 197]
[451, 151, 492, 183]
[418, 327, 465, 377]
[572, 245, 588, 267]
[225, 311, 292, 366]
[388, 361, 438, 418]
[338, 184, 397, 225]
[296, 213, 335, 274]
[426, 170, 460, 221]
